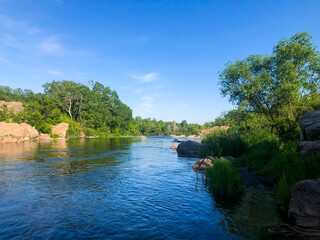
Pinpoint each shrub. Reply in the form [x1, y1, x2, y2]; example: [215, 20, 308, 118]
[206, 159, 244, 198]
[202, 129, 248, 157]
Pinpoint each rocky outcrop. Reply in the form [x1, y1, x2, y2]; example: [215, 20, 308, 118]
[39, 133, 53, 141]
[177, 140, 206, 158]
[0, 122, 39, 143]
[52, 123, 69, 138]
[288, 179, 320, 228]
[140, 136, 147, 140]
[170, 145, 178, 151]
[193, 157, 215, 171]
[298, 111, 320, 155]
[198, 126, 229, 138]
[0, 101, 24, 113]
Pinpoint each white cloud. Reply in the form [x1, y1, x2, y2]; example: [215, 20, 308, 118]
[141, 96, 154, 113]
[132, 72, 158, 83]
[47, 70, 63, 76]
[40, 37, 63, 54]
[0, 57, 8, 63]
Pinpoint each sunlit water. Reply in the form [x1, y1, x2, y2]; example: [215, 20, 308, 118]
[0, 137, 280, 240]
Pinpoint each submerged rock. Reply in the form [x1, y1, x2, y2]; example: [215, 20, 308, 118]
[52, 123, 69, 138]
[288, 179, 320, 228]
[177, 140, 206, 158]
[170, 145, 178, 151]
[193, 157, 215, 171]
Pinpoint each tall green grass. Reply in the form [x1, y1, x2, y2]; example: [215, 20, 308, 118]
[206, 159, 244, 198]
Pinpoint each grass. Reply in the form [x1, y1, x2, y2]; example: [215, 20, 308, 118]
[205, 159, 244, 198]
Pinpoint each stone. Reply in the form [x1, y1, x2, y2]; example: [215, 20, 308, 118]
[297, 141, 320, 155]
[170, 145, 178, 151]
[193, 157, 215, 171]
[0, 122, 39, 143]
[299, 111, 320, 141]
[79, 133, 85, 138]
[140, 136, 147, 140]
[288, 179, 320, 228]
[52, 123, 69, 138]
[176, 140, 206, 158]
[173, 139, 182, 143]
[39, 133, 53, 141]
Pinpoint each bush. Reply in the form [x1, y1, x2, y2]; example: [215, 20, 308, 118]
[202, 129, 248, 157]
[206, 159, 244, 198]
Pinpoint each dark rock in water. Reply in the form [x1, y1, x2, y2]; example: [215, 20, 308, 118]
[288, 179, 320, 228]
[173, 139, 182, 143]
[300, 111, 320, 141]
[177, 140, 206, 158]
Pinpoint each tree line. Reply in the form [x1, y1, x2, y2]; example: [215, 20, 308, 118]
[0, 81, 202, 137]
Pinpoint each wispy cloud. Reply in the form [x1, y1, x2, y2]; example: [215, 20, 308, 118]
[40, 37, 63, 54]
[132, 72, 158, 83]
[47, 70, 63, 76]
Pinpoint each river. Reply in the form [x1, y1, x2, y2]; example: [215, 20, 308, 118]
[0, 137, 280, 239]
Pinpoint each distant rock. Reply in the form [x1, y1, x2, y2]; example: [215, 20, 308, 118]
[79, 133, 85, 138]
[52, 123, 69, 138]
[39, 133, 53, 141]
[170, 145, 178, 151]
[288, 179, 320, 228]
[0, 101, 24, 114]
[177, 140, 206, 158]
[187, 135, 198, 138]
[140, 136, 147, 140]
[173, 139, 182, 143]
[193, 157, 215, 171]
[0, 122, 39, 143]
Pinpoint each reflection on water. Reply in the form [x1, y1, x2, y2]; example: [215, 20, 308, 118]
[0, 137, 280, 240]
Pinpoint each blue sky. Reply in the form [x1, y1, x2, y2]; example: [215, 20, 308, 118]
[1, 0, 320, 124]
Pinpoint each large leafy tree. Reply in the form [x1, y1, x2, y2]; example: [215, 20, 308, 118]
[219, 32, 320, 124]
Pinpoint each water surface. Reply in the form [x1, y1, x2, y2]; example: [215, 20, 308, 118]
[0, 137, 280, 239]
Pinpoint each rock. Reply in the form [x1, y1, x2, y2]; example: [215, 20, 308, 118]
[176, 140, 206, 158]
[288, 179, 320, 228]
[79, 133, 85, 138]
[170, 145, 178, 151]
[297, 141, 320, 155]
[300, 111, 320, 141]
[187, 135, 198, 138]
[173, 139, 182, 143]
[140, 136, 147, 140]
[0, 101, 24, 113]
[0, 122, 39, 143]
[39, 133, 53, 141]
[193, 157, 215, 171]
[20, 123, 39, 140]
[52, 123, 69, 138]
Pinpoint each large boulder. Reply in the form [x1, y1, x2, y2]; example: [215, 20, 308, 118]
[300, 111, 320, 141]
[298, 111, 320, 155]
[0, 122, 39, 143]
[193, 157, 215, 171]
[288, 179, 320, 228]
[177, 140, 206, 158]
[52, 123, 69, 138]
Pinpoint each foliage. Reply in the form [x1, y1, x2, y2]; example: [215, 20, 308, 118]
[206, 159, 244, 197]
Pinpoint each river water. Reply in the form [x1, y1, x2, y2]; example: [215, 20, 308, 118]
[0, 137, 280, 240]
